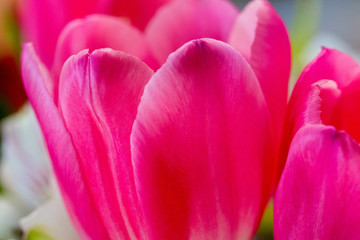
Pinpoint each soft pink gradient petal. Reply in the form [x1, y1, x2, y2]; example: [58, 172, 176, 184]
[109, 0, 173, 30]
[286, 80, 340, 145]
[292, 48, 360, 92]
[329, 78, 360, 143]
[279, 48, 360, 184]
[21, 43, 110, 239]
[145, 0, 238, 65]
[52, 14, 156, 104]
[18, 0, 172, 68]
[18, 0, 112, 68]
[275, 125, 360, 239]
[58, 49, 154, 239]
[228, 0, 291, 141]
[131, 39, 274, 240]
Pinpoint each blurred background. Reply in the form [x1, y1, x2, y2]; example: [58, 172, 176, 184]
[0, 0, 359, 239]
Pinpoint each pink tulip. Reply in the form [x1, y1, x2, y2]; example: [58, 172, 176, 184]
[18, 0, 174, 68]
[47, 0, 291, 153]
[21, 0, 291, 239]
[48, 0, 239, 103]
[275, 49, 360, 238]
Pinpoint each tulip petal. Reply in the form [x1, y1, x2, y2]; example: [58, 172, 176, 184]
[280, 49, 360, 183]
[52, 14, 156, 99]
[19, 0, 113, 68]
[328, 77, 360, 143]
[293, 48, 360, 92]
[275, 125, 360, 239]
[109, 0, 173, 30]
[277, 79, 342, 185]
[145, 0, 238, 65]
[287, 48, 360, 136]
[131, 39, 274, 239]
[21, 43, 110, 239]
[286, 80, 340, 144]
[58, 49, 154, 239]
[228, 0, 291, 140]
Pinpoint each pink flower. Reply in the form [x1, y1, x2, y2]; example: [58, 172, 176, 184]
[21, 0, 291, 239]
[40, 0, 291, 152]
[49, 0, 239, 103]
[18, 0, 174, 68]
[275, 49, 360, 238]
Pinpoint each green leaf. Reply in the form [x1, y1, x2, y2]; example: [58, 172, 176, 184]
[26, 228, 54, 240]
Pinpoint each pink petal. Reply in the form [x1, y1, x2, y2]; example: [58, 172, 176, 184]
[109, 0, 173, 30]
[228, 0, 291, 141]
[145, 0, 238, 65]
[131, 38, 274, 239]
[277, 79, 341, 186]
[18, 0, 112, 68]
[279, 48, 360, 184]
[21, 43, 110, 239]
[287, 48, 360, 134]
[329, 77, 360, 143]
[282, 79, 340, 155]
[275, 125, 360, 239]
[293, 48, 360, 92]
[58, 48, 154, 239]
[52, 14, 156, 103]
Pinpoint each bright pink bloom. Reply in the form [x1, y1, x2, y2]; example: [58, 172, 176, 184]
[229, 0, 291, 145]
[21, 0, 291, 238]
[22, 44, 152, 239]
[18, 0, 174, 68]
[146, 0, 291, 145]
[23, 0, 291, 180]
[50, 0, 291, 154]
[50, 14, 156, 104]
[23, 38, 275, 239]
[275, 49, 360, 238]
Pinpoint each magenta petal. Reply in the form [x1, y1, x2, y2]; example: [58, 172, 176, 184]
[52, 14, 156, 104]
[228, 0, 291, 140]
[21, 43, 110, 239]
[284, 79, 341, 148]
[53, 14, 156, 78]
[19, 0, 70, 68]
[287, 48, 360, 133]
[275, 125, 360, 239]
[280, 48, 360, 184]
[18, 0, 112, 68]
[277, 79, 341, 186]
[58, 48, 154, 239]
[145, 0, 238, 65]
[131, 39, 274, 239]
[328, 77, 360, 143]
[109, 0, 173, 30]
[293, 48, 360, 91]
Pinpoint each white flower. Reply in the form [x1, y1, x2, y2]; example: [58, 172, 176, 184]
[0, 103, 79, 239]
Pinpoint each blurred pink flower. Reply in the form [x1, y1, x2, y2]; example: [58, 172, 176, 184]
[32, 0, 291, 152]
[18, 0, 174, 68]
[21, 0, 291, 239]
[275, 49, 360, 238]
[21, 37, 271, 240]
[48, 0, 239, 104]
